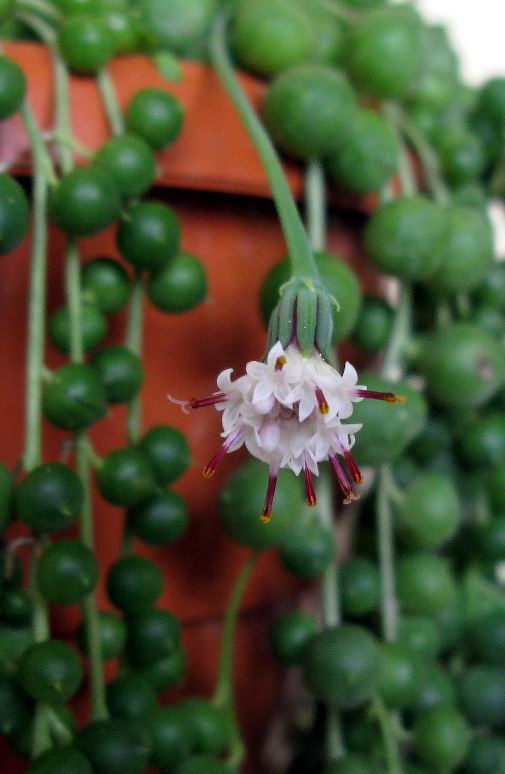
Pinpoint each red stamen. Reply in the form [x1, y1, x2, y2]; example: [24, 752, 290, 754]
[261, 467, 279, 523]
[315, 386, 329, 415]
[190, 392, 226, 409]
[202, 431, 241, 478]
[355, 389, 406, 403]
[343, 449, 363, 485]
[329, 453, 356, 502]
[275, 355, 287, 371]
[303, 465, 317, 507]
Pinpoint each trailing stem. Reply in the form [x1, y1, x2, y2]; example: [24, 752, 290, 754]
[52, 52, 108, 721]
[213, 552, 258, 769]
[18, 99, 52, 757]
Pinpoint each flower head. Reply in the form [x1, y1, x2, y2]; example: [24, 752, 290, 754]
[188, 341, 404, 521]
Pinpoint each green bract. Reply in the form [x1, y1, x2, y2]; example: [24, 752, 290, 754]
[260, 252, 361, 345]
[263, 64, 356, 160]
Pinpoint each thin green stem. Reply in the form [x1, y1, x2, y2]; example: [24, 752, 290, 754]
[305, 160, 327, 253]
[214, 552, 258, 769]
[14, 9, 56, 45]
[210, 12, 320, 284]
[376, 466, 398, 643]
[125, 275, 144, 445]
[53, 54, 74, 175]
[97, 69, 125, 136]
[371, 695, 403, 774]
[16, 96, 53, 757]
[14, 0, 62, 23]
[77, 436, 108, 720]
[21, 105, 50, 472]
[52, 52, 107, 722]
[317, 0, 358, 22]
[381, 283, 412, 381]
[389, 103, 451, 206]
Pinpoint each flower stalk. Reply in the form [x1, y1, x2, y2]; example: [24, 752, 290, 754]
[210, 11, 320, 285]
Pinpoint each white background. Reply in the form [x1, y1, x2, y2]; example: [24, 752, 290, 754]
[416, 0, 504, 84]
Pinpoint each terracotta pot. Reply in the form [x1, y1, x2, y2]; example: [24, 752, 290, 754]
[0, 43, 381, 772]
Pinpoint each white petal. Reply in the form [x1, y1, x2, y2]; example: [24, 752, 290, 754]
[342, 361, 358, 387]
[266, 341, 285, 367]
[258, 419, 281, 453]
[216, 368, 234, 392]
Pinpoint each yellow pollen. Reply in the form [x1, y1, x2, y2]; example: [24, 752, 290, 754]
[260, 509, 273, 524]
[319, 402, 329, 415]
[202, 466, 215, 479]
[275, 355, 287, 370]
[388, 394, 406, 403]
[308, 496, 317, 507]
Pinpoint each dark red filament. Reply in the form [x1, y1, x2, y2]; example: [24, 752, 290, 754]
[303, 465, 317, 507]
[315, 386, 329, 414]
[355, 389, 405, 403]
[261, 469, 279, 523]
[329, 453, 355, 501]
[190, 392, 226, 409]
[343, 449, 363, 485]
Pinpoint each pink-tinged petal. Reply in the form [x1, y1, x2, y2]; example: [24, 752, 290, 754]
[258, 419, 281, 453]
[246, 361, 268, 380]
[253, 379, 274, 403]
[298, 396, 315, 422]
[342, 361, 359, 387]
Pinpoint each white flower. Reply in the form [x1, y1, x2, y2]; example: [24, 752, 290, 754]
[187, 342, 404, 521]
